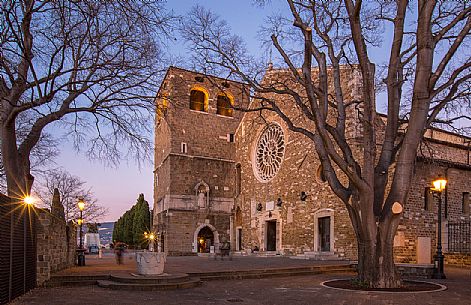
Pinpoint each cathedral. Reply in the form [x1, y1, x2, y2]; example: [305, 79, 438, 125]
[152, 66, 471, 263]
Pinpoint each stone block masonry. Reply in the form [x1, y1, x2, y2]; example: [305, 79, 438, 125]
[36, 208, 76, 286]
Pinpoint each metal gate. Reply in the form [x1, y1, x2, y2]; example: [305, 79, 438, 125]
[448, 221, 471, 253]
[0, 194, 36, 305]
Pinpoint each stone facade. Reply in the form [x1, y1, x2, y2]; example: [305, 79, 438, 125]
[154, 66, 471, 264]
[153, 67, 249, 255]
[36, 190, 76, 286]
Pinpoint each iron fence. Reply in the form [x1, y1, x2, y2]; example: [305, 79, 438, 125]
[0, 194, 36, 305]
[448, 221, 471, 253]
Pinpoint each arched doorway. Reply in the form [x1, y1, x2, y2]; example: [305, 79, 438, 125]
[197, 226, 214, 253]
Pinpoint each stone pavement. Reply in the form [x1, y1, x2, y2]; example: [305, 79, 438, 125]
[53, 252, 352, 276]
[10, 254, 471, 305]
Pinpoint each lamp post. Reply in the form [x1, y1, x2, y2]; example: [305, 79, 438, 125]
[77, 197, 86, 266]
[431, 177, 447, 279]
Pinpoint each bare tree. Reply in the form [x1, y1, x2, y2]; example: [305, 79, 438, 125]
[0, 112, 59, 193]
[182, 1, 470, 288]
[1, 0, 174, 198]
[35, 168, 107, 222]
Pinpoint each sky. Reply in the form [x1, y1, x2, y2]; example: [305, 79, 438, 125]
[49, 1, 288, 223]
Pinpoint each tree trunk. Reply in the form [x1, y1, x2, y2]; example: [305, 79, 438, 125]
[356, 226, 400, 288]
[1, 122, 31, 198]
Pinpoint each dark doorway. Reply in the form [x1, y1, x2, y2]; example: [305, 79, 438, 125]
[237, 228, 242, 251]
[197, 226, 214, 253]
[266, 221, 277, 251]
[160, 233, 165, 252]
[318, 216, 331, 252]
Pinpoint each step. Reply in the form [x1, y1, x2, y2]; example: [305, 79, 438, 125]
[97, 278, 201, 291]
[190, 265, 355, 281]
[291, 251, 344, 261]
[109, 273, 191, 284]
[46, 275, 110, 287]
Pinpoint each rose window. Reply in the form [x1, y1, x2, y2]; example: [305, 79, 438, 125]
[253, 124, 285, 182]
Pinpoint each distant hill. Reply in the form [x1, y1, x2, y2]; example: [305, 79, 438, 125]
[98, 221, 115, 246]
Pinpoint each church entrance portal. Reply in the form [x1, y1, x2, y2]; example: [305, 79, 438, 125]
[197, 226, 214, 253]
[318, 216, 331, 252]
[266, 221, 277, 251]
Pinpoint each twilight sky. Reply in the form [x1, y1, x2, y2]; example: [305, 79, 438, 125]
[48, 0, 288, 222]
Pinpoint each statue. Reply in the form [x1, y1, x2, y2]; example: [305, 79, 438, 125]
[197, 190, 206, 208]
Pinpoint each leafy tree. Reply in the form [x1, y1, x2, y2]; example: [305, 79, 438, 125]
[183, 1, 470, 288]
[1, 1, 174, 198]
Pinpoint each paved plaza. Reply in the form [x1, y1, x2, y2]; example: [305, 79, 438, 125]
[10, 255, 471, 305]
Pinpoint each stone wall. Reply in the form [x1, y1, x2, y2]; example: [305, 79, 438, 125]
[153, 67, 248, 255]
[234, 67, 361, 259]
[445, 253, 471, 266]
[36, 208, 76, 286]
[393, 159, 471, 263]
[234, 66, 471, 264]
[157, 209, 231, 255]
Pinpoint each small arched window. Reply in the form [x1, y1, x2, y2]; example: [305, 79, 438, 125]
[190, 88, 208, 112]
[217, 93, 234, 117]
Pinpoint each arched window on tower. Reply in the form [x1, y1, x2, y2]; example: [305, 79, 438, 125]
[216, 93, 234, 117]
[189, 88, 208, 112]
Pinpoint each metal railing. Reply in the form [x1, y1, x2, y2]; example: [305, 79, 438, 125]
[448, 221, 471, 253]
[0, 194, 36, 305]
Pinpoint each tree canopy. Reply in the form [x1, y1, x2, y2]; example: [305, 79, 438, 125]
[1, 0, 174, 197]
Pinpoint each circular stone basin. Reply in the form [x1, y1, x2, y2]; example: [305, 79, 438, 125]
[321, 279, 446, 293]
[136, 252, 166, 275]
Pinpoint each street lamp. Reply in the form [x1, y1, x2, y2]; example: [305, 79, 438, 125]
[77, 197, 86, 266]
[431, 176, 447, 279]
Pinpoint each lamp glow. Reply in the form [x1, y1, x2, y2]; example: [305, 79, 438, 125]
[77, 197, 85, 211]
[432, 177, 447, 192]
[23, 195, 35, 206]
[148, 233, 155, 241]
[77, 218, 83, 225]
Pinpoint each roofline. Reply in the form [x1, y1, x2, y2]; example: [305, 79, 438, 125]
[417, 156, 471, 170]
[167, 66, 248, 85]
[154, 66, 249, 103]
[376, 112, 471, 142]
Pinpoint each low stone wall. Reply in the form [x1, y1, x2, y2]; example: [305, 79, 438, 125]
[36, 209, 76, 286]
[396, 264, 434, 278]
[445, 253, 471, 266]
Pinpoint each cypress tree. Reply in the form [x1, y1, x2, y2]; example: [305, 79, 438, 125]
[132, 194, 150, 247]
[114, 193, 151, 248]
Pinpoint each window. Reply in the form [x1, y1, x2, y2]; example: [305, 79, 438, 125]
[157, 93, 169, 121]
[217, 94, 233, 117]
[463, 192, 470, 215]
[181, 142, 187, 154]
[235, 163, 241, 196]
[190, 88, 208, 112]
[424, 187, 433, 211]
[228, 133, 235, 143]
[253, 123, 285, 182]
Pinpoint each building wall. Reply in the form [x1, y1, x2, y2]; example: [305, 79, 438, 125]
[36, 209, 76, 286]
[394, 160, 471, 263]
[153, 67, 248, 255]
[234, 66, 471, 264]
[158, 210, 231, 255]
[153, 66, 471, 262]
[234, 66, 362, 259]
